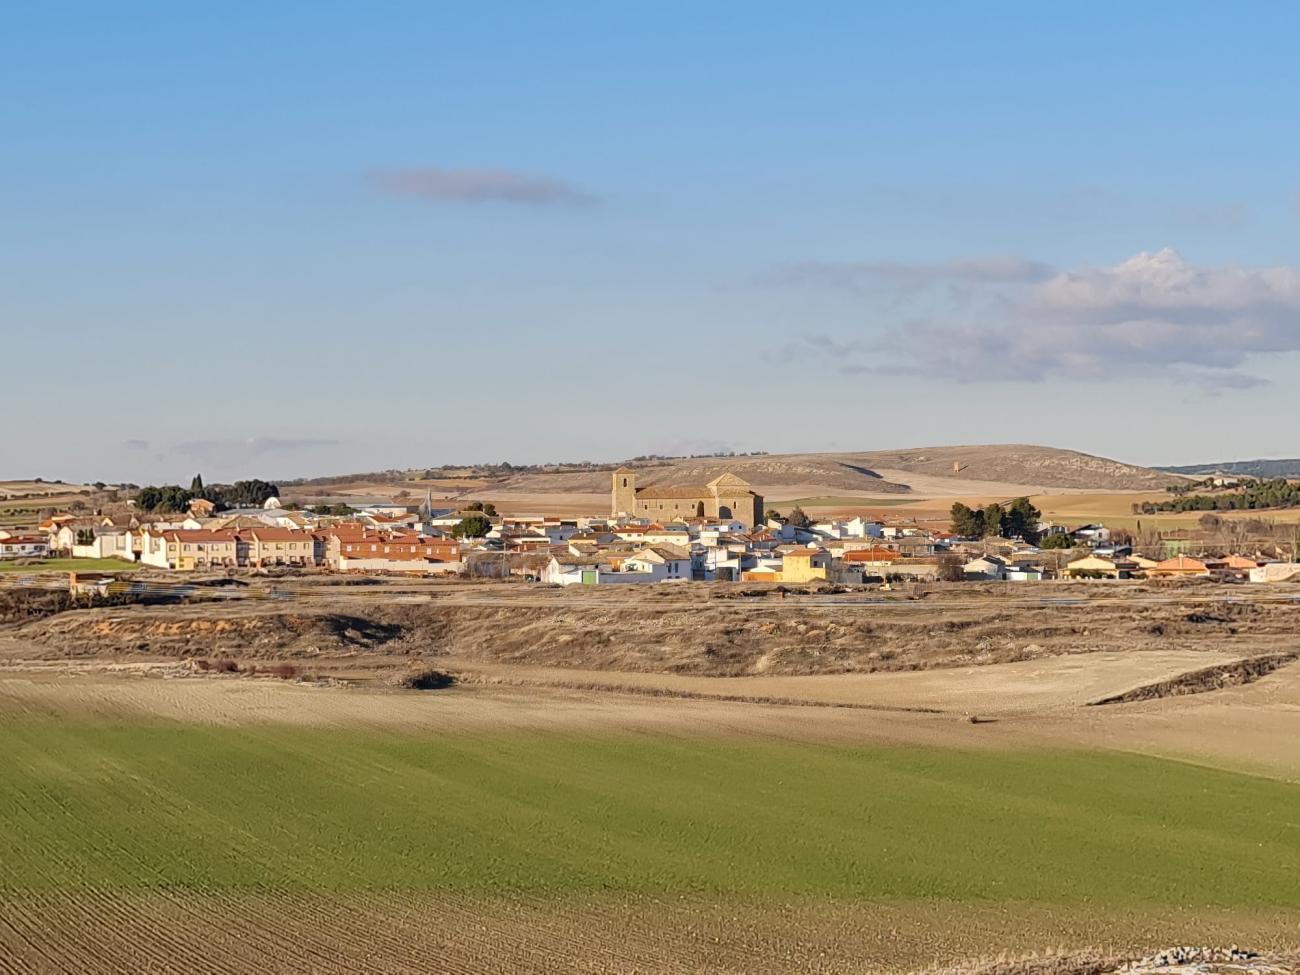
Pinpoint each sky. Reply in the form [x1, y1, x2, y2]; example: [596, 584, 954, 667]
[3, 2, 1300, 484]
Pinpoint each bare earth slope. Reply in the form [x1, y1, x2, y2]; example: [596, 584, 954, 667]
[491, 444, 1182, 497]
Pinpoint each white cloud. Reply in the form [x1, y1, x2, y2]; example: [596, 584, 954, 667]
[783, 249, 1300, 390]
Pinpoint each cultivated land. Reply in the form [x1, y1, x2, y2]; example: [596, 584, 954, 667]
[2, 579, 1299, 973]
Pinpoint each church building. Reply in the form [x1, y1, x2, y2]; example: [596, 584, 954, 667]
[611, 467, 764, 527]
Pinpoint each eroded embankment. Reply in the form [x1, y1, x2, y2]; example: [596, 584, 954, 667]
[1089, 652, 1299, 705]
[6, 587, 1300, 679]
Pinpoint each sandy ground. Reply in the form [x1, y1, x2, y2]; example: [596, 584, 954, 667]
[443, 650, 1247, 715]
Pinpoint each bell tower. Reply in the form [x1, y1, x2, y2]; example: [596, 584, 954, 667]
[612, 467, 636, 517]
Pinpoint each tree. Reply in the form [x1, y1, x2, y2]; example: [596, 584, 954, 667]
[764, 508, 783, 523]
[982, 503, 1004, 538]
[1040, 532, 1074, 549]
[936, 554, 965, 582]
[191, 473, 205, 494]
[949, 502, 985, 538]
[1002, 497, 1042, 543]
[786, 507, 811, 529]
[451, 515, 492, 538]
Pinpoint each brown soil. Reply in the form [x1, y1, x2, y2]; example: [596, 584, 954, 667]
[0, 892, 1292, 975]
[7, 583, 1297, 680]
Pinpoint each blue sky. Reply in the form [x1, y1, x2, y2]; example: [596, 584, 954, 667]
[4, 2, 1299, 484]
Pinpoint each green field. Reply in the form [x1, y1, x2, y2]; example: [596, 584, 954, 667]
[2, 715, 1297, 906]
[0, 557, 139, 574]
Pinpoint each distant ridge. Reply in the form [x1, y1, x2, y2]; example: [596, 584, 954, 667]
[493, 444, 1183, 494]
[1156, 458, 1300, 479]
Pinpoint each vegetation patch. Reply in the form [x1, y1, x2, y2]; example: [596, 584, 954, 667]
[1, 719, 1298, 907]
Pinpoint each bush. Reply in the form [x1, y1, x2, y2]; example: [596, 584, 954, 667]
[268, 662, 299, 680]
[395, 668, 456, 690]
[211, 658, 239, 674]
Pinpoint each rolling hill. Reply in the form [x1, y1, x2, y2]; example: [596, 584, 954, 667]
[1157, 458, 1300, 479]
[491, 444, 1184, 496]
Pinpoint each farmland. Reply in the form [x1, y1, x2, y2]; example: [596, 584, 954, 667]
[1, 676, 1299, 973]
[3, 580, 1300, 971]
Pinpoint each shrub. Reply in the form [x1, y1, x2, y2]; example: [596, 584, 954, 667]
[396, 668, 456, 690]
[268, 662, 299, 680]
[212, 658, 239, 674]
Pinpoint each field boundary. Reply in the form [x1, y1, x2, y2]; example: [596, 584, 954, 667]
[1088, 651, 1299, 706]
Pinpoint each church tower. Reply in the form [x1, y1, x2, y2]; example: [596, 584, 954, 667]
[612, 467, 636, 517]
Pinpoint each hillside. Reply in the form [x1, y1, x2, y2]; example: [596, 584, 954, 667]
[492, 444, 1183, 496]
[1157, 458, 1300, 479]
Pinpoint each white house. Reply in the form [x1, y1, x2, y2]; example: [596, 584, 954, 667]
[622, 545, 692, 582]
[542, 555, 655, 586]
[0, 536, 50, 559]
[963, 556, 1008, 581]
[71, 529, 132, 561]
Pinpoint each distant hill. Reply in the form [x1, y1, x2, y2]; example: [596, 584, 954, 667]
[493, 444, 1184, 495]
[1156, 458, 1300, 479]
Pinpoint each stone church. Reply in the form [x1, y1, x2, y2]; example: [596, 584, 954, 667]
[611, 467, 764, 527]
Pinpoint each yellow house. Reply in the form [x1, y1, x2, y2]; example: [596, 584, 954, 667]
[779, 548, 830, 583]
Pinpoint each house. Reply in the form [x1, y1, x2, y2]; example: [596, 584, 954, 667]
[1148, 556, 1221, 578]
[1004, 564, 1045, 582]
[187, 498, 217, 518]
[0, 535, 50, 559]
[242, 528, 317, 568]
[70, 528, 132, 561]
[611, 468, 764, 528]
[963, 556, 1008, 581]
[842, 546, 903, 568]
[139, 530, 239, 570]
[328, 527, 461, 573]
[542, 554, 659, 586]
[779, 548, 831, 583]
[1065, 555, 1137, 579]
[621, 545, 693, 582]
[1073, 524, 1111, 545]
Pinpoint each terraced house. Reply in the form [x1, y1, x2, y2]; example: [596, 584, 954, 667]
[139, 529, 239, 570]
[241, 528, 317, 568]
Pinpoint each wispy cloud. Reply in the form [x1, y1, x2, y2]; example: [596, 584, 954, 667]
[779, 249, 1300, 391]
[370, 167, 596, 206]
[767, 256, 1055, 291]
[122, 439, 150, 450]
[170, 437, 339, 460]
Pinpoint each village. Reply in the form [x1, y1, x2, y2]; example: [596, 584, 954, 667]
[2, 466, 1298, 587]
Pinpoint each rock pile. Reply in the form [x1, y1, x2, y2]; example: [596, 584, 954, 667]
[1112, 947, 1295, 974]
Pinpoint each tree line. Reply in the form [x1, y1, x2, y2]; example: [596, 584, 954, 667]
[135, 475, 279, 513]
[1152, 478, 1300, 512]
[949, 498, 1042, 543]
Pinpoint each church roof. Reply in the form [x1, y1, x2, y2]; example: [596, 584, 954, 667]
[635, 485, 712, 500]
